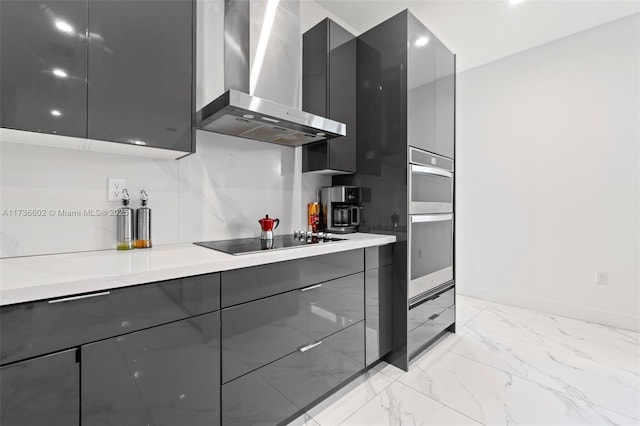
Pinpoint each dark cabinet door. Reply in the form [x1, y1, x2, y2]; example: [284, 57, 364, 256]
[87, 0, 193, 152]
[0, 349, 79, 426]
[82, 312, 220, 426]
[0, 0, 88, 137]
[302, 19, 356, 173]
[435, 38, 455, 159]
[327, 22, 357, 173]
[365, 265, 393, 366]
[407, 13, 436, 154]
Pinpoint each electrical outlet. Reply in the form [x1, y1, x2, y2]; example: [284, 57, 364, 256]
[596, 271, 608, 286]
[107, 178, 126, 201]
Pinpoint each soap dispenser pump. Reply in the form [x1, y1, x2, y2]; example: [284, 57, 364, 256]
[135, 190, 152, 249]
[116, 189, 134, 250]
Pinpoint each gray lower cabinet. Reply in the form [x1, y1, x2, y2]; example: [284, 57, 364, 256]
[0, 349, 79, 426]
[0, 273, 220, 365]
[222, 272, 365, 383]
[408, 287, 455, 357]
[222, 322, 365, 426]
[365, 265, 393, 366]
[365, 244, 393, 366]
[82, 312, 220, 426]
[221, 249, 364, 307]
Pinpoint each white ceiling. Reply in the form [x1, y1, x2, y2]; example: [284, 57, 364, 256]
[314, 0, 640, 71]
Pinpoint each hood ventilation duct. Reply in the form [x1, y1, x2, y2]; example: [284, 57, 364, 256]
[195, 0, 346, 146]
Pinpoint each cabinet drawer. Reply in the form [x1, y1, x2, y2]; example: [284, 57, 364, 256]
[222, 322, 365, 426]
[221, 249, 364, 307]
[222, 272, 364, 383]
[408, 306, 455, 356]
[408, 287, 454, 331]
[82, 312, 220, 426]
[1, 273, 220, 365]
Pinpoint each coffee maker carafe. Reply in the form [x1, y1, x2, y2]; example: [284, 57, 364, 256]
[320, 186, 362, 233]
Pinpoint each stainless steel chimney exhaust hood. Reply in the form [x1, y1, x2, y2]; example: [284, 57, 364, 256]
[196, 90, 346, 146]
[195, 0, 346, 146]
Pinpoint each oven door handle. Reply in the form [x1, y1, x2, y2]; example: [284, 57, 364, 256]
[410, 164, 453, 179]
[411, 213, 453, 223]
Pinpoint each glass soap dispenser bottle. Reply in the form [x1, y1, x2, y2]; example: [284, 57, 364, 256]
[135, 190, 152, 248]
[116, 189, 134, 250]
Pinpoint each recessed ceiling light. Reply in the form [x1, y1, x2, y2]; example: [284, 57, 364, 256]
[54, 20, 74, 33]
[316, 132, 325, 136]
[50, 109, 62, 117]
[131, 140, 146, 145]
[509, 0, 526, 4]
[415, 37, 430, 47]
[52, 68, 68, 78]
[243, 114, 254, 119]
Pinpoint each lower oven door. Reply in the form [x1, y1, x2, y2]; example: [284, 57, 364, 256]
[409, 213, 453, 300]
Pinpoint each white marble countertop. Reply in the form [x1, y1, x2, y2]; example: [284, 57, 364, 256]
[0, 233, 395, 306]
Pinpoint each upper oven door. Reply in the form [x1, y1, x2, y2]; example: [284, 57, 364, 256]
[409, 147, 453, 214]
[409, 213, 454, 300]
[409, 164, 453, 214]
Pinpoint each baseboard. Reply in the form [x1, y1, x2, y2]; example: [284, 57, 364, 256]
[458, 285, 640, 332]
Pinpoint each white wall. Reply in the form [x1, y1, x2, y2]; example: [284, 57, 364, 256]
[456, 14, 640, 330]
[0, 0, 334, 258]
[300, 0, 359, 35]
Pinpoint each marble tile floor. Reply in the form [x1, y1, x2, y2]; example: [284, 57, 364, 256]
[288, 296, 640, 426]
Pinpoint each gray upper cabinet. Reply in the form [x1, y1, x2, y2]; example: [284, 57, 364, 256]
[435, 38, 455, 159]
[0, 0, 88, 138]
[0, 0, 194, 156]
[406, 14, 455, 159]
[88, 0, 193, 152]
[303, 19, 357, 174]
[407, 13, 436, 155]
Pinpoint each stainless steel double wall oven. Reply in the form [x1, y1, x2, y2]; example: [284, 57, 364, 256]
[408, 147, 454, 303]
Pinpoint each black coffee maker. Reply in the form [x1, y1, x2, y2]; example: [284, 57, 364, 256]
[320, 186, 361, 233]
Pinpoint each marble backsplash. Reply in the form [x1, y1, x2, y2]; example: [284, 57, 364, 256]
[0, 134, 328, 258]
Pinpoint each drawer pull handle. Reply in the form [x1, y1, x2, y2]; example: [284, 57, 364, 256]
[428, 313, 440, 320]
[299, 341, 322, 352]
[300, 284, 322, 292]
[48, 291, 110, 304]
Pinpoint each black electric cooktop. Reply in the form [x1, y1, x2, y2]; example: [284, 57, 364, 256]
[194, 234, 346, 256]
